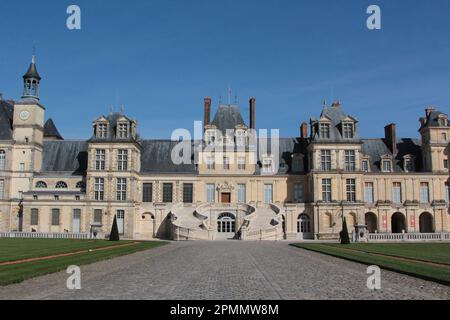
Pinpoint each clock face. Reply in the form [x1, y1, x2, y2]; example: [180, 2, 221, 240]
[19, 110, 30, 120]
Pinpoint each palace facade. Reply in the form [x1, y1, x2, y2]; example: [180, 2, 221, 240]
[0, 58, 449, 241]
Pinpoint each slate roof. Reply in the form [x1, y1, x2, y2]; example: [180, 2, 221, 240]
[211, 104, 246, 133]
[44, 118, 63, 140]
[361, 138, 422, 172]
[312, 104, 360, 143]
[0, 99, 14, 140]
[23, 60, 41, 80]
[89, 112, 137, 143]
[41, 140, 88, 174]
[419, 109, 449, 130]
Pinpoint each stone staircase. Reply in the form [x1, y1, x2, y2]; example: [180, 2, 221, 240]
[241, 204, 284, 241]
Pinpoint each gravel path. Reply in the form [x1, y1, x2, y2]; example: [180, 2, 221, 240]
[1, 241, 448, 300]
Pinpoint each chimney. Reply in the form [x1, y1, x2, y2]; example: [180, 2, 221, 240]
[331, 100, 341, 108]
[425, 107, 435, 118]
[249, 97, 256, 129]
[384, 123, 397, 154]
[204, 97, 211, 127]
[300, 122, 308, 139]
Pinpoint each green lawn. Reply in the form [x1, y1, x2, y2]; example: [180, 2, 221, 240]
[0, 239, 168, 286]
[291, 243, 450, 285]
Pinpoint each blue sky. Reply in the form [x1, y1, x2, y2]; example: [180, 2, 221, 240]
[0, 0, 449, 139]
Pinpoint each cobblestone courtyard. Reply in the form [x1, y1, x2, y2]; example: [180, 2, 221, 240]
[1, 241, 449, 300]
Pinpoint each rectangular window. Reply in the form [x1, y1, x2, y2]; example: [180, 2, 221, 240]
[94, 178, 104, 201]
[319, 123, 330, 139]
[0, 179, 3, 200]
[392, 182, 402, 204]
[445, 183, 449, 204]
[382, 160, 392, 172]
[94, 209, 102, 224]
[19, 163, 25, 171]
[97, 124, 107, 138]
[420, 182, 430, 203]
[30, 208, 39, 225]
[264, 184, 273, 204]
[142, 183, 153, 203]
[183, 183, 193, 203]
[405, 159, 414, 172]
[344, 150, 356, 171]
[237, 184, 246, 203]
[292, 158, 302, 172]
[95, 149, 106, 171]
[444, 159, 448, 170]
[51, 209, 60, 226]
[206, 183, 215, 203]
[362, 160, 369, 172]
[293, 183, 304, 202]
[262, 159, 273, 173]
[206, 156, 215, 170]
[343, 123, 354, 139]
[116, 210, 125, 234]
[0, 150, 5, 170]
[346, 179, 356, 202]
[322, 179, 332, 202]
[162, 183, 173, 203]
[116, 178, 127, 201]
[364, 182, 374, 203]
[117, 149, 128, 171]
[117, 123, 128, 138]
[223, 157, 230, 170]
[238, 156, 246, 170]
[321, 150, 331, 171]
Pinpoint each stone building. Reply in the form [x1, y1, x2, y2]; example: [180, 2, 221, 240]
[0, 58, 449, 240]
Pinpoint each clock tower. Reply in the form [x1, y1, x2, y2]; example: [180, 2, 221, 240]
[10, 56, 45, 199]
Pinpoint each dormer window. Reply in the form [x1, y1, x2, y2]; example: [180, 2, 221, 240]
[342, 122, 354, 139]
[117, 123, 128, 139]
[382, 158, 392, 172]
[97, 123, 108, 138]
[204, 129, 217, 145]
[438, 117, 448, 127]
[403, 155, 415, 173]
[319, 123, 330, 139]
[262, 155, 275, 174]
[235, 130, 246, 146]
[292, 155, 304, 173]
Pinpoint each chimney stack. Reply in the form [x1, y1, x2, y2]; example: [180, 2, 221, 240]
[249, 97, 256, 129]
[300, 122, 308, 139]
[425, 107, 435, 118]
[384, 123, 397, 154]
[204, 97, 211, 127]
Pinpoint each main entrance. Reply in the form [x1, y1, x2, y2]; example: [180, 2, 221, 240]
[221, 193, 231, 203]
[217, 212, 236, 239]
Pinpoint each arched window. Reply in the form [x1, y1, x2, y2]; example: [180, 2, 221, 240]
[0, 150, 5, 170]
[55, 181, 68, 189]
[297, 214, 311, 233]
[35, 181, 47, 189]
[76, 181, 85, 189]
[217, 212, 236, 233]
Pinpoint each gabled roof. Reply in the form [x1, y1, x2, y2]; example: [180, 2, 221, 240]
[211, 104, 246, 133]
[44, 118, 63, 140]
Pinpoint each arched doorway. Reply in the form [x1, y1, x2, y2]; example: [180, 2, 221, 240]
[217, 212, 236, 239]
[391, 212, 406, 233]
[419, 212, 434, 233]
[365, 212, 377, 233]
[297, 213, 313, 239]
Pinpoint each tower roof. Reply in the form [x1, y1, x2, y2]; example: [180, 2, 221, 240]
[211, 104, 246, 133]
[23, 56, 41, 80]
[44, 118, 63, 140]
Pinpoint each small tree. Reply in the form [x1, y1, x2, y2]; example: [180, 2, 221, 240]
[109, 215, 120, 241]
[340, 217, 350, 245]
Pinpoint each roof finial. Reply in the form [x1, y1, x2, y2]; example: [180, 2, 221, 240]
[227, 85, 232, 105]
[120, 104, 125, 114]
[109, 105, 114, 114]
[32, 45, 36, 64]
[219, 95, 222, 104]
